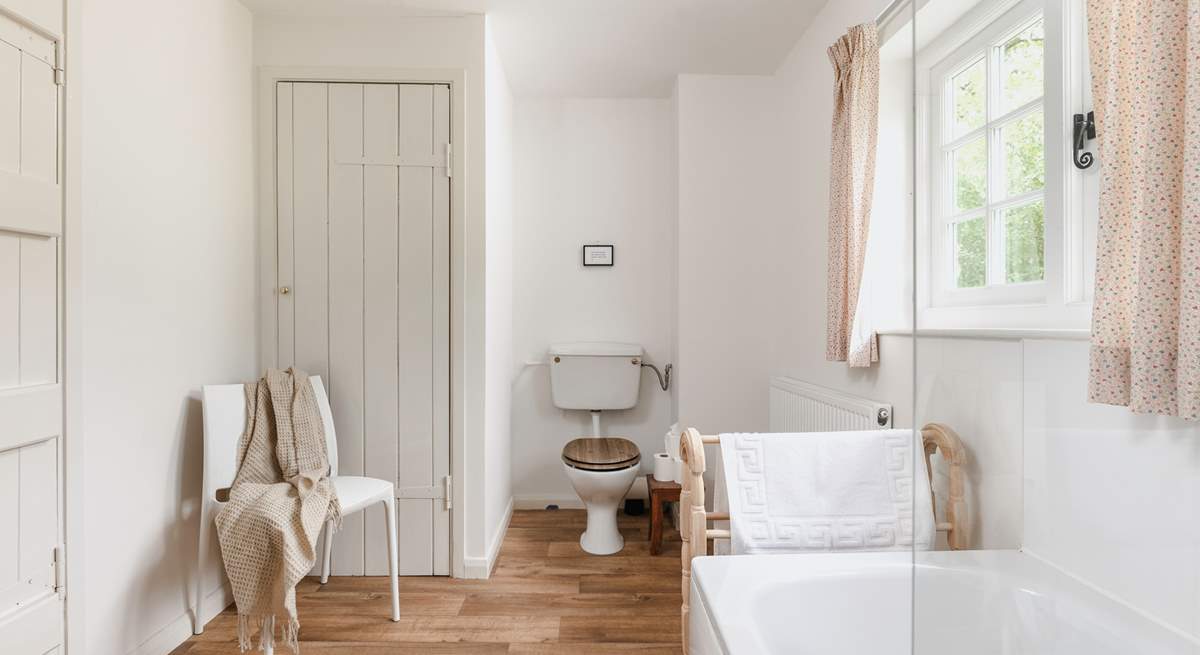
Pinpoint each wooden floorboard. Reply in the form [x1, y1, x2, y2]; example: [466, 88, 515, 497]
[172, 510, 683, 654]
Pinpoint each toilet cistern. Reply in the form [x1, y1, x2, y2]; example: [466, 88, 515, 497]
[550, 341, 646, 436]
[549, 342, 644, 411]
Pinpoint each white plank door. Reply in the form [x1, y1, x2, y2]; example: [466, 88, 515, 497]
[0, 3, 65, 654]
[276, 82, 451, 576]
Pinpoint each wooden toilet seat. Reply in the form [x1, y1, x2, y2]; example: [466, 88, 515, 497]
[561, 437, 641, 471]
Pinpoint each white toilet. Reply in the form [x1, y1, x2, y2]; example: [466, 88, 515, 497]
[550, 342, 644, 555]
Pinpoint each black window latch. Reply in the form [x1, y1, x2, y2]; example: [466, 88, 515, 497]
[1073, 111, 1096, 170]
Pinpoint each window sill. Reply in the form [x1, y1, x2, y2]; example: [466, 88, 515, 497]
[912, 299, 1092, 335]
[877, 327, 1090, 341]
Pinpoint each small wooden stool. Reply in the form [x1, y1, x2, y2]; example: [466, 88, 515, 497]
[646, 474, 681, 555]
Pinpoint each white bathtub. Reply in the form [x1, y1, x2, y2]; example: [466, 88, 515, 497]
[689, 550, 1197, 655]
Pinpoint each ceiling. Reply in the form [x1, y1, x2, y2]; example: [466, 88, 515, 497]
[240, 0, 488, 16]
[238, 0, 829, 97]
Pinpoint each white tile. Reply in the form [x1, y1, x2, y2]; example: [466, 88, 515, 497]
[916, 337, 1024, 549]
[1023, 339, 1200, 639]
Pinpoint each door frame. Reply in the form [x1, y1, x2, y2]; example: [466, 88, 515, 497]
[256, 66, 463, 577]
[63, 0, 82, 648]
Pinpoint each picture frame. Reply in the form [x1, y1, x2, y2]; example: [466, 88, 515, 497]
[582, 244, 615, 267]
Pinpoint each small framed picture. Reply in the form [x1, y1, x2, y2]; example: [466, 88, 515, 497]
[582, 244, 614, 267]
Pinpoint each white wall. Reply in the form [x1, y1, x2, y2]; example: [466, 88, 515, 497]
[862, 35, 915, 335]
[511, 97, 676, 507]
[669, 84, 681, 425]
[672, 70, 912, 436]
[483, 18, 514, 572]
[253, 13, 495, 576]
[672, 57, 907, 431]
[675, 74, 783, 436]
[79, 0, 256, 652]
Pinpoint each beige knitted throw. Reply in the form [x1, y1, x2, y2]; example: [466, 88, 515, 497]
[215, 369, 341, 653]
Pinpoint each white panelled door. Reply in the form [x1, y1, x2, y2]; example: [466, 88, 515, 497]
[0, 3, 65, 654]
[275, 82, 451, 576]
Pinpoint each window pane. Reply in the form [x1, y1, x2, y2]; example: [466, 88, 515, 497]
[955, 217, 986, 288]
[951, 58, 986, 138]
[953, 137, 987, 213]
[1002, 109, 1044, 197]
[1004, 200, 1045, 283]
[1000, 19, 1044, 113]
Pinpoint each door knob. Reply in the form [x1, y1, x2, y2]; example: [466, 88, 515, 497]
[279, 286, 291, 295]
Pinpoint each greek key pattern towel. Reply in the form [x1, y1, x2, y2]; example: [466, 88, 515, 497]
[720, 430, 933, 555]
[215, 369, 341, 653]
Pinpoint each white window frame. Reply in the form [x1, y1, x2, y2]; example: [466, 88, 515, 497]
[915, 0, 1095, 332]
[932, 10, 1047, 306]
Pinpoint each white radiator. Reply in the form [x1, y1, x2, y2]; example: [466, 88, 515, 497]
[768, 377, 893, 432]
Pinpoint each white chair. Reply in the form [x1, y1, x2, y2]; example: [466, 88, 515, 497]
[194, 376, 400, 645]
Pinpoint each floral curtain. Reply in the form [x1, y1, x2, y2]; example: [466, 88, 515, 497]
[1087, 0, 1199, 419]
[825, 24, 881, 368]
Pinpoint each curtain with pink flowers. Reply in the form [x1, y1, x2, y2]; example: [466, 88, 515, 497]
[1086, 0, 1199, 419]
[825, 23, 881, 368]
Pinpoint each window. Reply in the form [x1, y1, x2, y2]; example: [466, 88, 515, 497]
[919, 0, 1095, 330]
[936, 11, 1047, 301]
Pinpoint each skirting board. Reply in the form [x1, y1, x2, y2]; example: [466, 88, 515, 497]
[463, 497, 514, 579]
[513, 478, 650, 512]
[130, 583, 232, 655]
[513, 495, 584, 511]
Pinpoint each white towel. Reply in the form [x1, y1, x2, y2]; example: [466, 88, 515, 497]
[720, 429, 934, 555]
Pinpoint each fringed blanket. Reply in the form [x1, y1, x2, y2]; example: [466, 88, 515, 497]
[215, 369, 341, 653]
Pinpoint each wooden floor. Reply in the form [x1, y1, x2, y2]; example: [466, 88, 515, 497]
[172, 509, 683, 654]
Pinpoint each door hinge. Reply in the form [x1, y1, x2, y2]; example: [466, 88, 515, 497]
[395, 484, 444, 499]
[394, 478, 452, 511]
[53, 42, 64, 86]
[444, 143, 452, 178]
[51, 544, 65, 598]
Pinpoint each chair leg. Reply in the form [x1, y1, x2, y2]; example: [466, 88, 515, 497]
[194, 505, 207, 635]
[383, 495, 400, 621]
[320, 519, 334, 584]
[262, 615, 274, 655]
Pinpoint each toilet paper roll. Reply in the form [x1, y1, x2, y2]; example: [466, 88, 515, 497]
[653, 452, 674, 482]
[672, 456, 684, 485]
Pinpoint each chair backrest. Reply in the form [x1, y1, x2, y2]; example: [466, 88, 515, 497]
[309, 376, 339, 476]
[200, 375, 339, 504]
